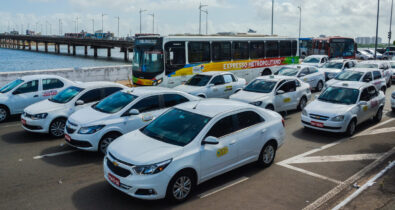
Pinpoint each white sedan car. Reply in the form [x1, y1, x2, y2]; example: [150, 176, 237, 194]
[389, 61, 395, 83]
[65, 87, 199, 154]
[276, 65, 325, 91]
[104, 99, 285, 202]
[355, 60, 392, 87]
[22, 82, 126, 137]
[0, 75, 74, 122]
[319, 59, 357, 80]
[173, 71, 246, 98]
[301, 55, 329, 67]
[301, 82, 385, 136]
[230, 75, 311, 112]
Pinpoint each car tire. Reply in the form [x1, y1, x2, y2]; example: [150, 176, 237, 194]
[345, 119, 356, 137]
[49, 118, 66, 137]
[387, 81, 392, 88]
[316, 81, 324, 92]
[166, 171, 195, 203]
[297, 96, 307, 111]
[392, 108, 395, 113]
[381, 87, 386, 94]
[265, 104, 275, 111]
[373, 107, 383, 123]
[0, 105, 9, 123]
[257, 141, 277, 168]
[99, 133, 121, 155]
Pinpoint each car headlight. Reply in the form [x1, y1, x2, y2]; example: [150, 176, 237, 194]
[250, 101, 263, 106]
[78, 125, 105, 134]
[31, 113, 48, 120]
[331, 115, 345, 122]
[302, 109, 308, 116]
[132, 159, 172, 175]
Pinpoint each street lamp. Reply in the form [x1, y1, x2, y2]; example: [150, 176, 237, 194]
[91, 19, 95, 33]
[139, 9, 147, 34]
[149, 13, 155, 33]
[115, 16, 120, 37]
[374, 0, 380, 59]
[102, 13, 107, 33]
[199, 3, 208, 35]
[298, 5, 301, 39]
[76, 17, 79, 33]
[202, 9, 208, 35]
[271, 0, 274, 35]
[388, 0, 394, 48]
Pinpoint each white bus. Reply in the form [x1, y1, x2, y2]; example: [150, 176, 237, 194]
[131, 34, 299, 87]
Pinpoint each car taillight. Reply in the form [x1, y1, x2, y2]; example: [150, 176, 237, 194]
[282, 119, 285, 127]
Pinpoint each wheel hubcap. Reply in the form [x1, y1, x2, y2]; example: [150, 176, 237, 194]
[100, 137, 114, 154]
[300, 99, 306, 109]
[172, 176, 192, 200]
[318, 82, 323, 90]
[349, 122, 355, 135]
[0, 108, 6, 121]
[50, 121, 65, 137]
[263, 145, 275, 164]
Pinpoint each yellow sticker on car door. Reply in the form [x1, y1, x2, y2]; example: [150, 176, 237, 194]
[216, 147, 229, 157]
[283, 97, 291, 103]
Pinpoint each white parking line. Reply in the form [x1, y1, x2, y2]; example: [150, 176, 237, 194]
[33, 150, 76, 159]
[289, 153, 383, 164]
[278, 163, 342, 184]
[360, 126, 395, 136]
[198, 176, 249, 199]
[353, 118, 395, 138]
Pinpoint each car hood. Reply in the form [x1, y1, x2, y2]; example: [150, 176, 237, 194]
[68, 107, 112, 125]
[325, 79, 342, 87]
[108, 130, 183, 165]
[320, 68, 342, 74]
[305, 100, 352, 117]
[302, 63, 319, 67]
[173, 85, 205, 94]
[24, 99, 66, 114]
[230, 90, 271, 103]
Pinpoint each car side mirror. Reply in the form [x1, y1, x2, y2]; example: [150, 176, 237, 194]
[128, 109, 140, 115]
[276, 90, 285, 95]
[202, 136, 219, 145]
[75, 100, 84, 106]
[358, 101, 368, 106]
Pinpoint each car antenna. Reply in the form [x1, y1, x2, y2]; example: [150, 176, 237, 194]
[192, 100, 201, 109]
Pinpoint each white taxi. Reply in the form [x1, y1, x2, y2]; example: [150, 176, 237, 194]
[104, 99, 285, 202]
[301, 82, 385, 136]
[0, 75, 74, 122]
[325, 68, 387, 93]
[230, 75, 311, 112]
[173, 71, 246, 98]
[301, 55, 329, 67]
[355, 60, 392, 87]
[319, 59, 357, 80]
[276, 65, 325, 91]
[22, 82, 126, 137]
[65, 87, 199, 154]
[389, 61, 395, 83]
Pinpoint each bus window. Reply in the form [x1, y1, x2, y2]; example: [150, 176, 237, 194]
[279, 41, 292, 57]
[212, 42, 231, 61]
[165, 42, 186, 73]
[291, 40, 297, 56]
[232, 42, 249, 60]
[188, 42, 211, 63]
[266, 41, 279, 58]
[250, 42, 265, 59]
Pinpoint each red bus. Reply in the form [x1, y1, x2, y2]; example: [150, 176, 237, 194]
[312, 37, 356, 59]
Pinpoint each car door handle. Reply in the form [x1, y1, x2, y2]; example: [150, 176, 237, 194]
[33, 95, 39, 97]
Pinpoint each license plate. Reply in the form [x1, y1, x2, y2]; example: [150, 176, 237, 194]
[311, 121, 324, 128]
[65, 134, 71, 142]
[108, 173, 120, 186]
[21, 119, 26, 125]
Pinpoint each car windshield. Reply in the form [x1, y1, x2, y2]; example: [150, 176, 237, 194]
[303, 57, 320, 63]
[355, 63, 378, 68]
[141, 108, 211, 146]
[334, 71, 364, 81]
[49, 86, 83, 103]
[244, 79, 277, 93]
[185, 75, 212, 86]
[276, 67, 299, 76]
[322, 62, 343, 69]
[0, 79, 24, 93]
[93, 91, 137, 114]
[390, 62, 395, 68]
[318, 86, 359, 105]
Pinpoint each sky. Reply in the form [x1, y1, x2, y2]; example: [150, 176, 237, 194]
[0, 0, 394, 43]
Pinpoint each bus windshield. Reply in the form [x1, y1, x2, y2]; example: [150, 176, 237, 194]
[329, 38, 354, 58]
[132, 47, 164, 74]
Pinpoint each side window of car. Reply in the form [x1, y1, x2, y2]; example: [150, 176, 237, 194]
[362, 72, 373, 82]
[131, 95, 161, 113]
[230, 74, 237, 82]
[299, 68, 309, 77]
[210, 75, 225, 85]
[278, 81, 296, 93]
[78, 89, 101, 103]
[295, 79, 301, 87]
[368, 86, 378, 98]
[13, 80, 39, 94]
[102, 87, 122, 99]
[360, 88, 370, 101]
[42, 79, 64, 90]
[163, 94, 189, 108]
[206, 115, 237, 138]
[236, 111, 264, 130]
[223, 75, 233, 84]
[309, 67, 318, 73]
[373, 71, 382, 80]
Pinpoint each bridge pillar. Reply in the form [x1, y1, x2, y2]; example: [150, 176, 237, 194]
[73, 45, 76, 56]
[107, 48, 111, 57]
[124, 50, 128, 61]
[67, 45, 70, 54]
[84, 46, 88, 55]
[28, 41, 31, 50]
[22, 40, 25, 50]
[45, 42, 48, 52]
[36, 42, 39, 51]
[94, 47, 98, 57]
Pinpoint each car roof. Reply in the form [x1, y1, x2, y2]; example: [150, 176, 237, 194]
[176, 98, 255, 118]
[305, 55, 328, 59]
[19, 74, 67, 81]
[76, 81, 126, 89]
[359, 60, 387, 64]
[347, 68, 376, 72]
[123, 86, 185, 96]
[282, 64, 310, 69]
[255, 75, 296, 81]
[331, 81, 370, 90]
[198, 71, 233, 76]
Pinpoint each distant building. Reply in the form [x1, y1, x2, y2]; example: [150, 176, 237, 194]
[355, 36, 382, 44]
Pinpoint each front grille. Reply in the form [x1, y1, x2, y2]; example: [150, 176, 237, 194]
[309, 114, 330, 121]
[65, 126, 76, 134]
[109, 153, 134, 167]
[65, 138, 92, 148]
[107, 158, 131, 177]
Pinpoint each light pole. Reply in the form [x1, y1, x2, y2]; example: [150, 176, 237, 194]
[202, 9, 208, 35]
[59, 19, 62, 35]
[388, 0, 394, 48]
[298, 5, 301, 39]
[76, 17, 79, 32]
[374, 0, 380, 59]
[149, 13, 154, 33]
[115, 16, 120, 37]
[102, 13, 107, 33]
[139, 9, 147, 33]
[92, 19, 95, 33]
[271, 0, 274, 35]
[199, 3, 208, 35]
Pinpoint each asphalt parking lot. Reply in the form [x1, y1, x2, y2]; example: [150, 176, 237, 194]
[0, 87, 394, 210]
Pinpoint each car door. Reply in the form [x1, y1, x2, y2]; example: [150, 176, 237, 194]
[124, 95, 162, 132]
[372, 71, 384, 90]
[207, 75, 226, 98]
[367, 86, 380, 118]
[357, 87, 372, 123]
[361, 71, 373, 84]
[41, 78, 65, 100]
[200, 114, 239, 180]
[11, 80, 40, 113]
[274, 80, 297, 111]
[223, 74, 236, 98]
[298, 67, 311, 85]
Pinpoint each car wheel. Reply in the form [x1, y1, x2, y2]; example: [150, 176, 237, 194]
[345, 119, 356, 137]
[297, 97, 307, 111]
[373, 107, 383, 123]
[316, 81, 323, 92]
[49, 118, 66, 137]
[387, 81, 392, 88]
[0, 106, 9, 123]
[265, 104, 275, 111]
[99, 133, 121, 155]
[381, 87, 386, 94]
[257, 141, 277, 168]
[166, 171, 195, 203]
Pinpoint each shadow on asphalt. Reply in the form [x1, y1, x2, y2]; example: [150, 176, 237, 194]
[72, 162, 265, 210]
[2, 114, 21, 123]
[1, 129, 56, 144]
[385, 110, 394, 118]
[39, 146, 103, 167]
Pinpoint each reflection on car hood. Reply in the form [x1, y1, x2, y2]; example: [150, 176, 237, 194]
[173, 85, 205, 94]
[108, 130, 183, 165]
[230, 90, 271, 103]
[24, 99, 65, 114]
[305, 100, 352, 117]
[68, 107, 112, 125]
